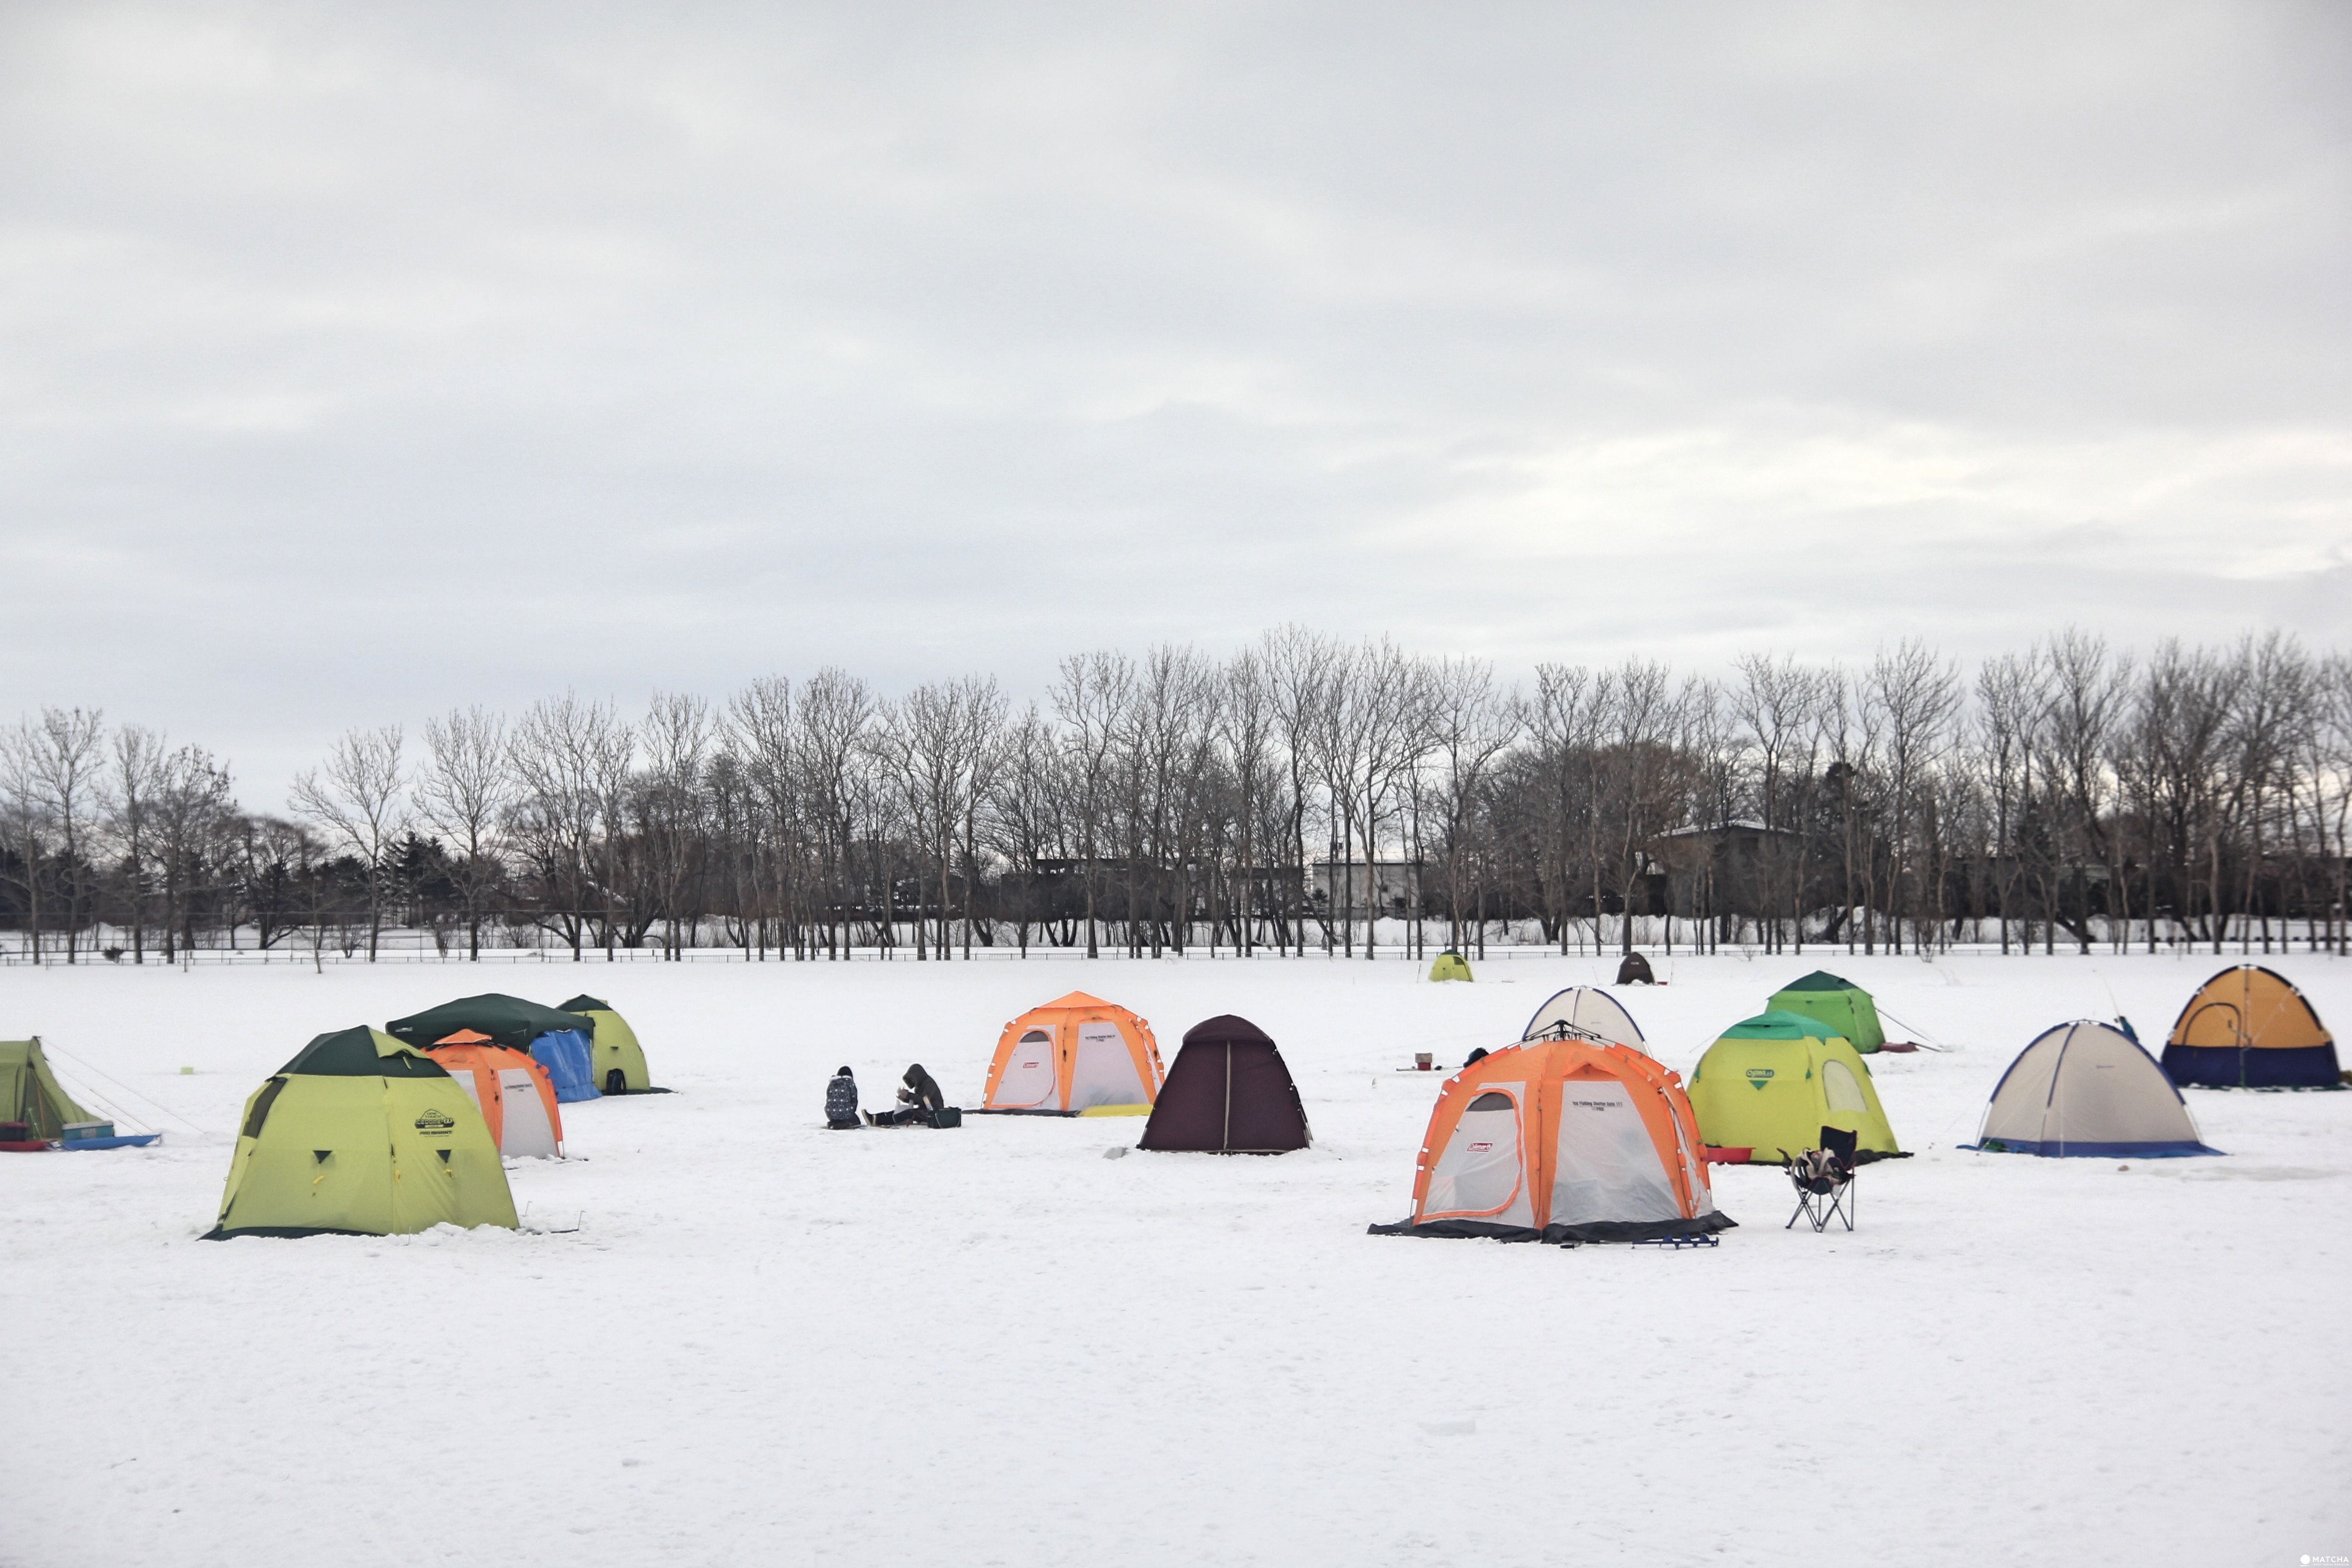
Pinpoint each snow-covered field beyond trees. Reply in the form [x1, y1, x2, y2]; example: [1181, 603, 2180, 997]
[5, 949, 2347, 1568]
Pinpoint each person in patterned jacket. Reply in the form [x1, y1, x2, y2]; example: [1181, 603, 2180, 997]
[824, 1066, 861, 1129]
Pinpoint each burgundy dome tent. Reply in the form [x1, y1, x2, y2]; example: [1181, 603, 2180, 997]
[1137, 1015, 1312, 1154]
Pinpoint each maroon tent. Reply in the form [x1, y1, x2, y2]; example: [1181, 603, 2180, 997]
[1137, 1015, 1311, 1154]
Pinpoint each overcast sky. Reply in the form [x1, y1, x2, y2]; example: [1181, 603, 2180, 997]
[2, 2, 2346, 802]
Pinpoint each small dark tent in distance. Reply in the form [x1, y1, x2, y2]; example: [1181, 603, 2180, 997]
[1615, 951, 1655, 985]
[1138, 1015, 1311, 1154]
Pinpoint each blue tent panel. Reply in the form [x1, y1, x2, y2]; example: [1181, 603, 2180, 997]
[531, 1029, 602, 1103]
[2161, 1042, 2343, 1089]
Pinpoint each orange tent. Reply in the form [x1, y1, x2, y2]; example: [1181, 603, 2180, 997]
[1371, 1039, 1733, 1244]
[979, 992, 1164, 1116]
[427, 1029, 564, 1158]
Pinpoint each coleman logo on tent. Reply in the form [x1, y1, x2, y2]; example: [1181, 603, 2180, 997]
[1745, 1068, 1775, 1089]
[414, 1108, 456, 1135]
[1567, 1098, 1618, 1111]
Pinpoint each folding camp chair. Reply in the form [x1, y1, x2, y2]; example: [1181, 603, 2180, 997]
[1786, 1125, 1858, 1232]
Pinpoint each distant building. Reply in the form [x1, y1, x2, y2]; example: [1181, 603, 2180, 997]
[1312, 860, 1422, 918]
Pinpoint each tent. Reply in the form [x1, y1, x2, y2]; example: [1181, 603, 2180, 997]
[1972, 1020, 2221, 1157]
[1686, 1011, 1901, 1164]
[385, 995, 601, 1103]
[2161, 966, 2341, 1089]
[1, 1038, 93, 1147]
[1521, 986, 1646, 1049]
[1429, 951, 1473, 982]
[557, 995, 654, 1094]
[1765, 971, 1886, 1053]
[1616, 951, 1655, 985]
[1370, 1039, 1730, 1244]
[1138, 1015, 1311, 1153]
[426, 1030, 563, 1159]
[206, 1026, 519, 1239]
[980, 992, 1164, 1116]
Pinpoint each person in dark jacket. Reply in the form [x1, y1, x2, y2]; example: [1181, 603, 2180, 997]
[866, 1063, 950, 1126]
[1464, 1047, 1490, 1068]
[824, 1066, 861, 1129]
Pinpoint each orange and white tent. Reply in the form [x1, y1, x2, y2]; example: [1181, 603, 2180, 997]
[1370, 1039, 1733, 1244]
[427, 1029, 564, 1158]
[980, 992, 1164, 1116]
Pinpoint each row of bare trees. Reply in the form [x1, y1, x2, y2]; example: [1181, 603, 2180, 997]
[3, 627, 2349, 963]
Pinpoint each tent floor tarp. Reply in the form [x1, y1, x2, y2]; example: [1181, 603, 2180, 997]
[966, 1104, 1149, 1118]
[1965, 1137, 2218, 1156]
[1369, 1212, 1737, 1245]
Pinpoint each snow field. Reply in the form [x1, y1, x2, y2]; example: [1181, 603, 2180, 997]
[3, 950, 2347, 1567]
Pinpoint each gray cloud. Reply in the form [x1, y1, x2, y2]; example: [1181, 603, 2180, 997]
[0, 1, 2345, 800]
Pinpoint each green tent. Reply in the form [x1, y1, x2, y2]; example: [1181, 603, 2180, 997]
[384, 994, 595, 1054]
[1766, 970, 1886, 1053]
[206, 1026, 517, 1240]
[0, 1039, 91, 1139]
[557, 995, 653, 1093]
[1429, 951, 1473, 982]
[1686, 1010, 1901, 1164]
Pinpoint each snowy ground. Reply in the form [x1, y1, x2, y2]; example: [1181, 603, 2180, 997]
[5, 947, 2347, 1568]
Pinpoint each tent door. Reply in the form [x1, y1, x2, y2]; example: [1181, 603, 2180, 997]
[497, 1068, 559, 1158]
[1423, 1086, 1529, 1223]
[995, 1029, 1058, 1107]
[1069, 1021, 1147, 1110]
[1549, 1078, 1682, 1225]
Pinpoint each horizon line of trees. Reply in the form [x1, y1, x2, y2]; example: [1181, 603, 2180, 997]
[4, 626, 2350, 966]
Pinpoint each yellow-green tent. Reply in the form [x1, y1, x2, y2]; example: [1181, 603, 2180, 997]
[206, 1027, 517, 1240]
[1687, 1010, 1901, 1164]
[557, 995, 652, 1093]
[1766, 971, 1886, 1053]
[1429, 952, 1473, 982]
[1, 1038, 92, 1139]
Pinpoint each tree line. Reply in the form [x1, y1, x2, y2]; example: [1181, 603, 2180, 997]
[3, 627, 2348, 964]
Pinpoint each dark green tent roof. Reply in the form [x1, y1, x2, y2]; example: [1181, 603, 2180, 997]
[1718, 1009, 1841, 1041]
[1774, 970, 1866, 995]
[279, 1026, 451, 1078]
[384, 994, 596, 1054]
[557, 995, 612, 1013]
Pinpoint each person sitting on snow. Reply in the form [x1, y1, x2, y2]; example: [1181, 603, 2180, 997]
[825, 1065, 861, 1129]
[865, 1063, 947, 1126]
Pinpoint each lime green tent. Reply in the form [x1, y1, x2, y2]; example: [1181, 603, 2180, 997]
[206, 1027, 517, 1240]
[1429, 951, 1473, 982]
[1687, 1010, 1901, 1164]
[1, 1039, 91, 1139]
[1766, 970, 1886, 1053]
[557, 995, 652, 1093]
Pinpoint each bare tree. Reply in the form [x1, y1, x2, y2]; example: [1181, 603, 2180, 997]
[290, 725, 408, 960]
[1052, 650, 1135, 959]
[1425, 656, 1518, 952]
[105, 725, 169, 962]
[416, 707, 512, 960]
[1868, 639, 1963, 954]
[153, 745, 236, 959]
